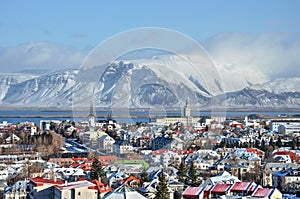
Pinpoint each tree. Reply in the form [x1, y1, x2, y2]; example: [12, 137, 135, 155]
[277, 136, 283, 148]
[140, 169, 150, 185]
[269, 137, 275, 148]
[177, 161, 187, 183]
[154, 170, 169, 199]
[254, 139, 260, 149]
[90, 157, 105, 181]
[291, 138, 297, 150]
[188, 160, 198, 185]
[261, 139, 267, 151]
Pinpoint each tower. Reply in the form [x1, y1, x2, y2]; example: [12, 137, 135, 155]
[89, 100, 96, 128]
[184, 99, 190, 117]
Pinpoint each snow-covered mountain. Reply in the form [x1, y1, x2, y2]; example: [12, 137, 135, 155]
[219, 78, 300, 108]
[0, 73, 36, 102]
[0, 58, 299, 109]
[2, 70, 78, 107]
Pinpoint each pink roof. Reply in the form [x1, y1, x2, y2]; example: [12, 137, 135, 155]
[252, 188, 273, 197]
[183, 187, 204, 197]
[231, 182, 251, 192]
[211, 184, 232, 194]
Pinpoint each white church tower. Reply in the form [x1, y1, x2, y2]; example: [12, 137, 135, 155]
[88, 100, 96, 128]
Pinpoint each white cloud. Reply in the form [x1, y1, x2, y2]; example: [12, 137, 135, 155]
[203, 32, 300, 80]
[0, 42, 85, 73]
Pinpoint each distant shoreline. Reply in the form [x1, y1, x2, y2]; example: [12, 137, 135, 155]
[0, 106, 300, 112]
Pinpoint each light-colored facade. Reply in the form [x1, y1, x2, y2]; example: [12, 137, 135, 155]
[97, 135, 115, 153]
[155, 100, 201, 126]
[270, 118, 300, 132]
[54, 181, 98, 199]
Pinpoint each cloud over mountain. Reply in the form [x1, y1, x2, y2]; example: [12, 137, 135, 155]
[203, 32, 300, 80]
[0, 42, 85, 73]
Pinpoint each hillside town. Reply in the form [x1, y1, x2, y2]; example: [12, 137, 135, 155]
[0, 102, 300, 199]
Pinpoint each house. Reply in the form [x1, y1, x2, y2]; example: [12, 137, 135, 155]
[122, 175, 141, 189]
[210, 183, 232, 198]
[182, 186, 205, 199]
[270, 118, 300, 132]
[252, 187, 282, 199]
[230, 181, 256, 196]
[113, 140, 133, 154]
[272, 150, 300, 163]
[90, 179, 112, 198]
[28, 177, 64, 199]
[272, 168, 300, 190]
[5, 134, 20, 144]
[202, 171, 240, 186]
[97, 134, 115, 153]
[103, 184, 147, 199]
[3, 180, 27, 199]
[151, 137, 183, 150]
[54, 180, 98, 199]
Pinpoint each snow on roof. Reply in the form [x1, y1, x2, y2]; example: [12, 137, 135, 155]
[55, 180, 95, 191]
[103, 184, 147, 199]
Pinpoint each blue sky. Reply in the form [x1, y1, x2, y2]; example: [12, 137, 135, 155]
[1, 0, 300, 49]
[0, 0, 300, 78]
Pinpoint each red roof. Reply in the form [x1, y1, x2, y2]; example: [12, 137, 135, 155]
[249, 184, 258, 192]
[273, 151, 300, 161]
[183, 187, 204, 198]
[203, 185, 213, 198]
[231, 182, 251, 192]
[90, 179, 112, 193]
[252, 188, 273, 197]
[98, 156, 118, 161]
[30, 177, 64, 186]
[246, 148, 264, 156]
[211, 184, 232, 194]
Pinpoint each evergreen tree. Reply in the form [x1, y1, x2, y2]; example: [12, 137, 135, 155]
[292, 139, 297, 150]
[154, 170, 169, 199]
[188, 161, 197, 185]
[277, 136, 283, 148]
[219, 140, 226, 148]
[269, 137, 275, 148]
[90, 157, 105, 181]
[261, 139, 267, 151]
[254, 139, 260, 149]
[177, 160, 187, 183]
[140, 169, 150, 185]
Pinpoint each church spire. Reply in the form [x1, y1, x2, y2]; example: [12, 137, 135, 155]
[184, 98, 190, 117]
[89, 96, 96, 128]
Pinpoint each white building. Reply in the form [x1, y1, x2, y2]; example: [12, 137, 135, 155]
[54, 180, 98, 199]
[97, 135, 115, 153]
[113, 140, 133, 154]
[270, 118, 300, 132]
[278, 124, 300, 135]
[155, 100, 201, 126]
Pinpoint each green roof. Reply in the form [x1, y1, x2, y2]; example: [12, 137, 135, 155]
[114, 159, 149, 169]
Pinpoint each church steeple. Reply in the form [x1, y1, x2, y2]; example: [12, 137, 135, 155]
[89, 99, 96, 128]
[184, 98, 190, 117]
